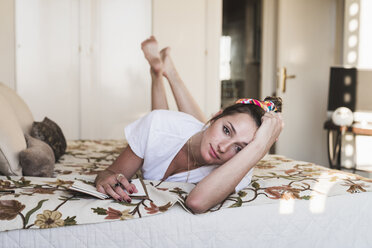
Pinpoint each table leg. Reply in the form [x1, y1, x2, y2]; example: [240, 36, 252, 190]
[327, 129, 342, 170]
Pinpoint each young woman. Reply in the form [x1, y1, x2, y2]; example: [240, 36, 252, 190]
[95, 36, 284, 213]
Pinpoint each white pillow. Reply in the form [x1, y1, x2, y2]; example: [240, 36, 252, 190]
[0, 93, 26, 175]
[0, 82, 34, 135]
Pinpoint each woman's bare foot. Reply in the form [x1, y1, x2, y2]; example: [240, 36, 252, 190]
[160, 47, 176, 79]
[141, 36, 163, 74]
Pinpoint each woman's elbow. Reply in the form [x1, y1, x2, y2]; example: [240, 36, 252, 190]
[185, 197, 209, 214]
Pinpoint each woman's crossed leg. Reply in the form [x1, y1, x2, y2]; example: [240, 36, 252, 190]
[141, 36, 207, 123]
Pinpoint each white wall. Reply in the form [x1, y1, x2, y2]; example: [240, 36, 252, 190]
[260, 0, 277, 99]
[0, 0, 15, 89]
[152, 0, 221, 119]
[16, 0, 81, 139]
[13, 0, 220, 140]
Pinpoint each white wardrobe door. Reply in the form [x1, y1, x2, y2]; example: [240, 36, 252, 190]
[80, 0, 152, 139]
[16, 0, 80, 139]
[16, 0, 151, 140]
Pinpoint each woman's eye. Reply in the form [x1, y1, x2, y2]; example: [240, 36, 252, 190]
[223, 126, 230, 135]
[235, 146, 242, 153]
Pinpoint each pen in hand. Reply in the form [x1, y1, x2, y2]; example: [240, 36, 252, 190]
[0, 190, 15, 193]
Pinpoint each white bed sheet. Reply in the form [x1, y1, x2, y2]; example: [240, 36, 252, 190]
[2, 191, 372, 248]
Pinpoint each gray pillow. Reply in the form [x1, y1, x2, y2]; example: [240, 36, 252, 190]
[19, 134, 55, 177]
[30, 117, 66, 162]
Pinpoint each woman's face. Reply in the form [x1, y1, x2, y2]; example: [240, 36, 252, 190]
[200, 113, 258, 165]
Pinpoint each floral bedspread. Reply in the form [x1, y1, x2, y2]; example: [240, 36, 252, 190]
[1, 140, 372, 232]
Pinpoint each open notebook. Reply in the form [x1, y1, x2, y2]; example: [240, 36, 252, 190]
[68, 178, 148, 200]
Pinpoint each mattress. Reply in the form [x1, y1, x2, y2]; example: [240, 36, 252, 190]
[2, 192, 372, 248]
[1, 140, 372, 248]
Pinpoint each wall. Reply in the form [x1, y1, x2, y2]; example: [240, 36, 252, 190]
[152, 0, 221, 119]
[11, 0, 220, 139]
[15, 0, 152, 140]
[0, 0, 15, 89]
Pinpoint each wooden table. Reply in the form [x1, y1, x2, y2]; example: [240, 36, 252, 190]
[324, 120, 372, 171]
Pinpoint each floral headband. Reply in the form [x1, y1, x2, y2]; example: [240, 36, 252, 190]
[235, 98, 277, 112]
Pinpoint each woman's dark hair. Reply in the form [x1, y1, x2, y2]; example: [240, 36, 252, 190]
[208, 96, 282, 127]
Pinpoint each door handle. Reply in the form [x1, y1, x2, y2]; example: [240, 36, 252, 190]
[277, 67, 296, 93]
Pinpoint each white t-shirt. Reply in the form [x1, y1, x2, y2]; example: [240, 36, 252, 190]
[124, 110, 253, 192]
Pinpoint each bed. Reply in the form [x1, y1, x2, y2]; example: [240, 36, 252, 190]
[1, 139, 372, 248]
[1, 82, 372, 247]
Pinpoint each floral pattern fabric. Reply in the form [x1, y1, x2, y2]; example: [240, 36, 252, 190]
[1, 140, 372, 232]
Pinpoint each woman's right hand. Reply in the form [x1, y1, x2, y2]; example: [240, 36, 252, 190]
[253, 112, 284, 153]
[95, 169, 137, 202]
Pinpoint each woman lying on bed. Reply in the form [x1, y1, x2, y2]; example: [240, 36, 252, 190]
[95, 36, 284, 213]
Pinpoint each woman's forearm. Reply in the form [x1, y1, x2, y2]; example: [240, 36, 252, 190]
[186, 112, 283, 213]
[186, 140, 267, 213]
[106, 145, 143, 179]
